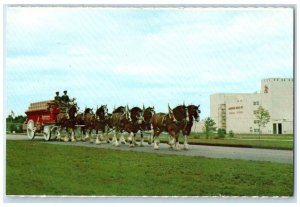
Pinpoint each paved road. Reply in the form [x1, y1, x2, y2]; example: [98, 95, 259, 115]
[6, 134, 293, 164]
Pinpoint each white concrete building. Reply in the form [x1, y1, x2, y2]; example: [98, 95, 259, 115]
[210, 78, 293, 134]
[191, 121, 204, 133]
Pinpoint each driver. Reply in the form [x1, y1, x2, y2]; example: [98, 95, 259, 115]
[54, 91, 61, 102]
[61, 90, 70, 104]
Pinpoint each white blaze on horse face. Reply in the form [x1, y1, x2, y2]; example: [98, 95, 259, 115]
[197, 108, 201, 121]
[136, 111, 143, 122]
[138, 119, 142, 124]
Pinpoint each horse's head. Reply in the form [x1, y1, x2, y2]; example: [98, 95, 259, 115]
[84, 107, 93, 114]
[129, 106, 144, 124]
[68, 104, 78, 119]
[169, 104, 188, 122]
[113, 106, 126, 114]
[96, 104, 108, 118]
[143, 106, 155, 122]
[188, 104, 201, 122]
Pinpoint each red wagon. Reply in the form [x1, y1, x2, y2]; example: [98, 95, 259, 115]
[23, 100, 60, 140]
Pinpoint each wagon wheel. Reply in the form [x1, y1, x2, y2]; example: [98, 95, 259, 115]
[43, 125, 51, 141]
[51, 126, 59, 140]
[27, 120, 36, 139]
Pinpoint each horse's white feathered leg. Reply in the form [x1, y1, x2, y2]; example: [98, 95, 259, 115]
[120, 132, 127, 144]
[183, 135, 189, 150]
[140, 132, 144, 147]
[71, 130, 76, 142]
[154, 136, 159, 150]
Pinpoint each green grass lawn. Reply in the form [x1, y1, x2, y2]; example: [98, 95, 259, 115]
[6, 140, 294, 196]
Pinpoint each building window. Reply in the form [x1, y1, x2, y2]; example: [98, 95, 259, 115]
[254, 129, 260, 133]
[253, 111, 257, 115]
[254, 120, 259, 124]
[253, 101, 259, 105]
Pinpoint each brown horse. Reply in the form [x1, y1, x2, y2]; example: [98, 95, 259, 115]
[122, 106, 144, 147]
[139, 105, 155, 146]
[81, 107, 95, 142]
[182, 105, 201, 149]
[150, 104, 188, 150]
[56, 104, 78, 142]
[110, 106, 127, 146]
[93, 105, 109, 144]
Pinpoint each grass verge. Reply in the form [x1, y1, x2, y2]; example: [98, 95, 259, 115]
[6, 140, 293, 196]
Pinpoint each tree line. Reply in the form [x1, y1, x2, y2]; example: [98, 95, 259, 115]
[6, 115, 27, 133]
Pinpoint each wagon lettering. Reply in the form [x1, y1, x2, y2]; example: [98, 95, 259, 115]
[42, 115, 50, 120]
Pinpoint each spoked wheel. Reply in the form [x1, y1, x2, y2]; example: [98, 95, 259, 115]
[51, 126, 59, 140]
[27, 120, 36, 140]
[43, 125, 51, 141]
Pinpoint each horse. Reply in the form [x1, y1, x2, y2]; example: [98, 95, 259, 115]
[113, 106, 126, 114]
[122, 106, 144, 147]
[56, 104, 78, 142]
[110, 106, 127, 146]
[139, 105, 155, 146]
[182, 105, 201, 149]
[75, 112, 85, 140]
[150, 104, 188, 150]
[93, 105, 109, 144]
[80, 107, 95, 142]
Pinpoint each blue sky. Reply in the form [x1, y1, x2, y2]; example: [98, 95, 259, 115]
[5, 7, 293, 118]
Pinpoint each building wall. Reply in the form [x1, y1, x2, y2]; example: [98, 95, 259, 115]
[210, 78, 293, 134]
[191, 121, 204, 133]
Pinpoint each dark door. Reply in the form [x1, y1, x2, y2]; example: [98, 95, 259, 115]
[278, 123, 282, 134]
[273, 123, 277, 134]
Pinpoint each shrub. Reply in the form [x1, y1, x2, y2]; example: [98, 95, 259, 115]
[229, 130, 234, 138]
[217, 128, 226, 138]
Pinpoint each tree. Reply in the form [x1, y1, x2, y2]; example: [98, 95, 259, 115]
[255, 106, 271, 139]
[203, 117, 216, 139]
[6, 115, 26, 133]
